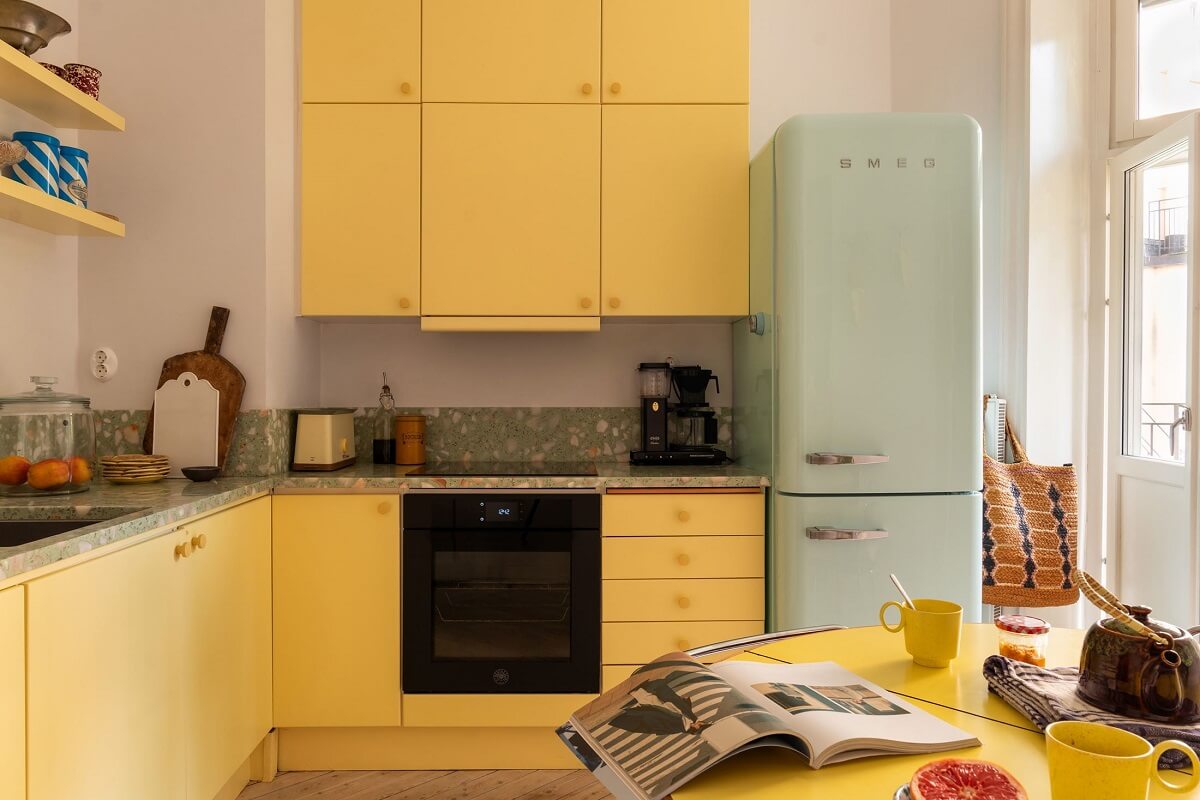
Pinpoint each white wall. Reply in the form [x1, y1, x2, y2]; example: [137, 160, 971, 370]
[0, 0, 79, 395]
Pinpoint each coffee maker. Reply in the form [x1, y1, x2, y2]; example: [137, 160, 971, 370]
[631, 363, 728, 466]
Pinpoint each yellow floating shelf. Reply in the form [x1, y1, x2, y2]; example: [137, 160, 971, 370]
[0, 178, 124, 236]
[0, 43, 125, 131]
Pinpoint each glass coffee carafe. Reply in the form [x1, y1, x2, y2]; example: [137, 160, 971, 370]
[0, 376, 95, 495]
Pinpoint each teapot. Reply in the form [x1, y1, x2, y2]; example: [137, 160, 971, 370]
[1076, 571, 1200, 724]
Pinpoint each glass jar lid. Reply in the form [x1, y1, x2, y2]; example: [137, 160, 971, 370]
[0, 376, 92, 412]
[996, 614, 1050, 635]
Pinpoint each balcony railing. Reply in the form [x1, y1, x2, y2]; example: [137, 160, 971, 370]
[1140, 402, 1187, 461]
[1145, 196, 1188, 265]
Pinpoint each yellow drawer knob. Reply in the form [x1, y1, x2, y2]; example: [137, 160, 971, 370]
[581, 82, 593, 95]
[676, 639, 690, 651]
[398, 297, 411, 309]
[191, 533, 207, 551]
[378, 501, 392, 515]
[610, 82, 622, 95]
[174, 541, 193, 560]
[580, 297, 593, 309]
[677, 510, 691, 523]
[677, 596, 691, 609]
[609, 297, 621, 309]
[400, 81, 412, 95]
[676, 553, 691, 567]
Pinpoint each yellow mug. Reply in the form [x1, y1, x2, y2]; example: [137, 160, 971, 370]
[879, 598, 962, 668]
[1046, 720, 1200, 798]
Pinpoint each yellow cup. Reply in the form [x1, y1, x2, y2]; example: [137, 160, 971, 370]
[1046, 721, 1200, 799]
[879, 598, 962, 668]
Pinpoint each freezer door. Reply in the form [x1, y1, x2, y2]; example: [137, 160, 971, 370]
[770, 492, 982, 630]
[773, 114, 982, 495]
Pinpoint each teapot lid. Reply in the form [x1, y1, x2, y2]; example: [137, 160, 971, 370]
[1101, 604, 1187, 640]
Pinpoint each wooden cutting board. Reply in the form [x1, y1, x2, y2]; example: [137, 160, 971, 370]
[143, 306, 246, 471]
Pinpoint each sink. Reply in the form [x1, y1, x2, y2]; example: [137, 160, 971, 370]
[0, 519, 103, 548]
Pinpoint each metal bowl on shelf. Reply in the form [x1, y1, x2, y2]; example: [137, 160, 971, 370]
[0, 0, 71, 56]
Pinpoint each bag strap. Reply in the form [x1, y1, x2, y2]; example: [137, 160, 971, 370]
[1006, 419, 1029, 463]
[1074, 569, 1171, 647]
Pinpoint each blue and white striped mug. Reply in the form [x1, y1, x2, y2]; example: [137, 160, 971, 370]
[9, 131, 60, 196]
[57, 145, 88, 207]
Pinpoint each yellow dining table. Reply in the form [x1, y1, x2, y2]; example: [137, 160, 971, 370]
[671, 624, 1194, 799]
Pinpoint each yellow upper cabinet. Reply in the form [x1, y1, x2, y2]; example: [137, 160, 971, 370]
[602, 0, 749, 104]
[302, 0, 420, 102]
[422, 104, 601, 317]
[602, 105, 749, 316]
[424, 0, 600, 103]
[0, 587, 23, 800]
[301, 104, 421, 316]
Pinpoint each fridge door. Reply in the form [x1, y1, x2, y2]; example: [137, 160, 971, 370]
[770, 492, 982, 630]
[773, 114, 982, 495]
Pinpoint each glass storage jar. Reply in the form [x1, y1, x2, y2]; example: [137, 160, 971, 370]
[996, 614, 1050, 667]
[0, 376, 95, 495]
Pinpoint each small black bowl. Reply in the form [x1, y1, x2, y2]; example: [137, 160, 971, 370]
[181, 466, 220, 482]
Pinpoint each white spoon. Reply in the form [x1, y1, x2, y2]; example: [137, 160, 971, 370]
[890, 573, 915, 609]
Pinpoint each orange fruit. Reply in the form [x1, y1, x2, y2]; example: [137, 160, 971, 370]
[910, 759, 1027, 800]
[68, 456, 92, 483]
[0, 455, 31, 486]
[26, 459, 71, 491]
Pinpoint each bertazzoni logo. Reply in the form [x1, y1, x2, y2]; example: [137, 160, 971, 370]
[839, 157, 936, 169]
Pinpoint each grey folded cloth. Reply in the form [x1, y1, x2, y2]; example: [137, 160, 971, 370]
[983, 655, 1200, 769]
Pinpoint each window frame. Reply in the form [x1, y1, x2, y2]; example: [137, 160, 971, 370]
[1114, 0, 1200, 144]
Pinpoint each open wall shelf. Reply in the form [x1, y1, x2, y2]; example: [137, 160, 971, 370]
[0, 178, 124, 236]
[0, 43, 125, 131]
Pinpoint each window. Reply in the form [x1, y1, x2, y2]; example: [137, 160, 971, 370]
[1115, 0, 1200, 141]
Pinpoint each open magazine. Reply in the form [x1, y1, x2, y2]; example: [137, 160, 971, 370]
[557, 653, 979, 800]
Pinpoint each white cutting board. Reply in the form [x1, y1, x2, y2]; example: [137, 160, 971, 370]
[152, 372, 220, 478]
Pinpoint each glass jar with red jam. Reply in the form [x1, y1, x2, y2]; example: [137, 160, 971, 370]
[996, 614, 1050, 667]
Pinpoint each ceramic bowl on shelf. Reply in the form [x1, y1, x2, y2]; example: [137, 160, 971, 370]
[181, 466, 219, 482]
[0, 0, 71, 56]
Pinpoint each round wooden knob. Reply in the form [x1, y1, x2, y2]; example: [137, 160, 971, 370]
[677, 596, 691, 609]
[610, 82, 622, 95]
[580, 297, 593, 309]
[676, 553, 691, 567]
[676, 639, 690, 651]
[175, 541, 193, 559]
[191, 533, 207, 550]
[581, 82, 593, 95]
[398, 297, 411, 309]
[677, 510, 691, 522]
[378, 501, 392, 515]
[400, 82, 412, 95]
[609, 297, 621, 309]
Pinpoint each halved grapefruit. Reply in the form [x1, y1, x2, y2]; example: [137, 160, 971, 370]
[910, 759, 1028, 800]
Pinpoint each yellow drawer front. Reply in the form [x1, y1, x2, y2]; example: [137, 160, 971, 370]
[402, 694, 596, 727]
[604, 579, 763, 622]
[603, 536, 763, 579]
[603, 621, 763, 665]
[603, 665, 640, 692]
[603, 493, 764, 537]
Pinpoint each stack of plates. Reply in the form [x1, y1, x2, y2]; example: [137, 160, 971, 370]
[100, 454, 170, 484]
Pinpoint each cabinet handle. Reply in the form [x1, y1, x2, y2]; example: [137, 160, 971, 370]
[174, 541, 193, 560]
[677, 510, 690, 523]
[581, 82, 593, 95]
[677, 596, 691, 609]
[610, 82, 622, 95]
[191, 533, 207, 551]
[398, 297, 411, 309]
[609, 297, 621, 309]
[580, 297, 593, 309]
[378, 501, 392, 515]
[400, 81, 412, 95]
[676, 639, 690, 651]
[676, 553, 691, 567]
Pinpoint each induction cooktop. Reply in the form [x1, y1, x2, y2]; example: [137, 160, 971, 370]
[411, 461, 599, 477]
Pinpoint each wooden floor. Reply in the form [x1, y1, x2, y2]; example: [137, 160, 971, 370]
[236, 770, 614, 800]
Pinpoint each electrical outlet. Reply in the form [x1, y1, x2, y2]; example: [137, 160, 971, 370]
[91, 347, 117, 382]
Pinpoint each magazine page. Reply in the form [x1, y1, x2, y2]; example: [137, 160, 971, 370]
[712, 660, 979, 767]
[566, 652, 806, 800]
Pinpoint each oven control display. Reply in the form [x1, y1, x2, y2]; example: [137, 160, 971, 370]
[481, 500, 520, 523]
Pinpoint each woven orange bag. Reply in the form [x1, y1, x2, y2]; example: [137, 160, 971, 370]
[982, 419, 1079, 607]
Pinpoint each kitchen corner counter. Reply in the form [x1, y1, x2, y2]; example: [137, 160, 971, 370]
[272, 462, 770, 491]
[0, 477, 272, 583]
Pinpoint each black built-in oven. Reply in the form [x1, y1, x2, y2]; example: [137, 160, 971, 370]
[402, 492, 601, 694]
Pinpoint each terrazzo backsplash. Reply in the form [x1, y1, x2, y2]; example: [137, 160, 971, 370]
[90, 407, 734, 476]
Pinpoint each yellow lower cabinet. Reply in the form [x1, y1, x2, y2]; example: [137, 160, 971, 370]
[273, 494, 401, 727]
[603, 578, 764, 622]
[27, 533, 187, 800]
[602, 492, 765, 537]
[602, 621, 763, 665]
[0, 587, 23, 800]
[603, 535, 764, 579]
[402, 694, 596, 727]
[181, 498, 272, 800]
[603, 664, 640, 692]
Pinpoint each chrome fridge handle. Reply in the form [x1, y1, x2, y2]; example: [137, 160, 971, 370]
[806, 452, 890, 465]
[806, 527, 889, 541]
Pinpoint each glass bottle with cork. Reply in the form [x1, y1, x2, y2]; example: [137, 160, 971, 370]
[373, 373, 396, 464]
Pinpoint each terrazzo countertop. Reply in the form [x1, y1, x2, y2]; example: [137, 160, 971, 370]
[0, 477, 273, 582]
[272, 462, 770, 491]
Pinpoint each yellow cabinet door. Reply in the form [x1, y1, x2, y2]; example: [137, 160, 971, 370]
[301, 0, 420, 102]
[602, 105, 749, 316]
[301, 104, 421, 316]
[602, 0, 748, 104]
[422, 104, 601, 317]
[26, 534, 186, 800]
[181, 499, 272, 800]
[0, 587, 23, 800]
[424, 0, 600, 102]
[273, 495, 401, 727]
